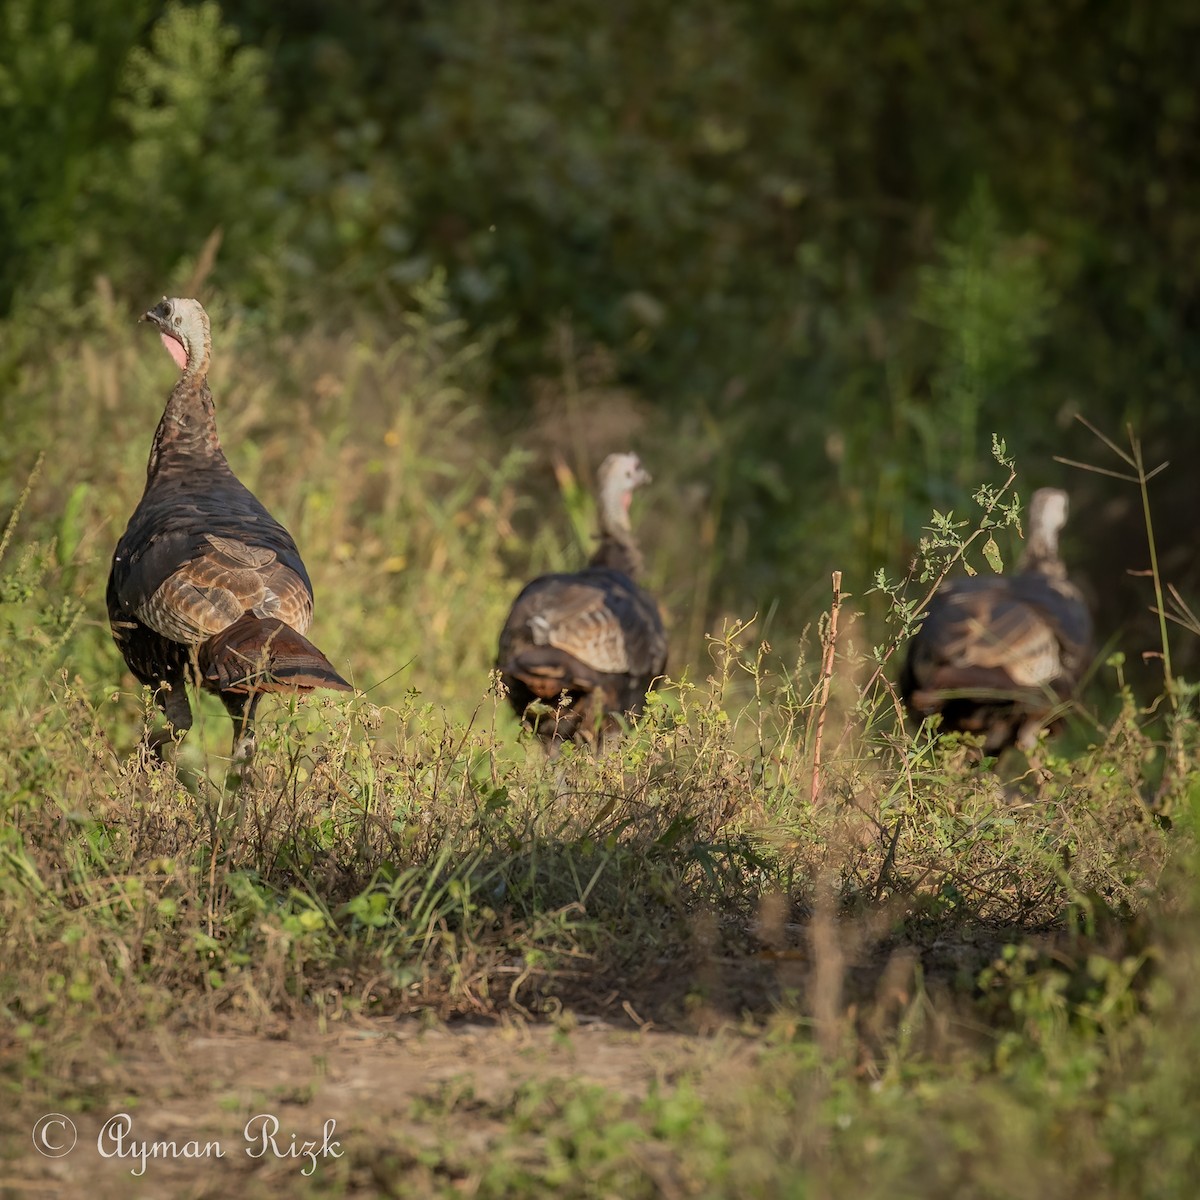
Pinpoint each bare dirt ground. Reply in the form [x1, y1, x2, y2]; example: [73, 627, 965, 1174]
[0, 918, 1057, 1198]
[1, 1018, 761, 1198]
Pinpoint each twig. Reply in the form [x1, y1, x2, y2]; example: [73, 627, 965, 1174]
[1057, 415, 1182, 803]
[810, 571, 843, 806]
[1131, 430, 1174, 704]
[182, 226, 224, 296]
[872, 819, 904, 902]
[853, 465, 1019, 712]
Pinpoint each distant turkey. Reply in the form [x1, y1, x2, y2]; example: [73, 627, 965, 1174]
[899, 488, 1092, 754]
[107, 297, 351, 765]
[497, 453, 668, 747]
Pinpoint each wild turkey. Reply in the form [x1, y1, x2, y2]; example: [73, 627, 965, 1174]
[107, 297, 351, 765]
[497, 452, 667, 747]
[899, 488, 1092, 754]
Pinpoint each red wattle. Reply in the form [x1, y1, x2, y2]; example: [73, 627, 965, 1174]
[160, 331, 189, 372]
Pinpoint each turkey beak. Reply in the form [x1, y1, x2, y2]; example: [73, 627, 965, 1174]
[141, 297, 171, 326]
[636, 466, 653, 487]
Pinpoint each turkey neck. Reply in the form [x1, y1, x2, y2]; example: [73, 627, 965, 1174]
[1020, 526, 1065, 580]
[587, 493, 644, 578]
[145, 364, 230, 482]
[589, 533, 644, 577]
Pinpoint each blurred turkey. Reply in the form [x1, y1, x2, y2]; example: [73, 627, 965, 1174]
[900, 488, 1092, 754]
[497, 453, 668, 748]
[107, 297, 351, 766]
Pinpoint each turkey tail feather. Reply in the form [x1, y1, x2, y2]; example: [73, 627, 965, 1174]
[198, 614, 352, 694]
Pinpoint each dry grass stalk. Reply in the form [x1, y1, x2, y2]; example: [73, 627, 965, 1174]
[810, 571, 843, 806]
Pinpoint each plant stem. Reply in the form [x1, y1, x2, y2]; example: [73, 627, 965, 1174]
[811, 571, 843, 806]
[1132, 429, 1174, 708]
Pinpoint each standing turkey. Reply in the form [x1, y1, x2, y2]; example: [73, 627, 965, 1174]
[899, 488, 1092, 754]
[497, 453, 667, 748]
[107, 297, 351, 765]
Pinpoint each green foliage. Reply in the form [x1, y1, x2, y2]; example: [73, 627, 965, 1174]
[100, 2, 278, 286]
[2, 0, 1198, 650]
[0, 0, 151, 311]
[1, 2, 277, 324]
[913, 185, 1057, 493]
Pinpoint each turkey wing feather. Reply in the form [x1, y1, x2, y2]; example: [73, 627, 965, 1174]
[138, 536, 314, 644]
[111, 479, 315, 648]
[917, 573, 1091, 694]
[502, 570, 666, 680]
[930, 591, 1062, 687]
[528, 581, 630, 674]
[111, 477, 312, 612]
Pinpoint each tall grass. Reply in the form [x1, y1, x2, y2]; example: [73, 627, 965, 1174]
[0, 282, 1195, 1196]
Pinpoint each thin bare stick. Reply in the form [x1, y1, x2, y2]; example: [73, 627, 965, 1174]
[182, 226, 224, 297]
[1074, 412, 1136, 465]
[207, 859, 218, 939]
[1161, 583, 1200, 636]
[1052, 457, 1139, 484]
[1057, 416, 1183, 803]
[811, 571, 843, 806]
[1129, 429, 1175, 705]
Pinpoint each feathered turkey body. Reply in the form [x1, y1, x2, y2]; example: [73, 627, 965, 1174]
[899, 488, 1092, 754]
[497, 453, 667, 747]
[107, 297, 350, 764]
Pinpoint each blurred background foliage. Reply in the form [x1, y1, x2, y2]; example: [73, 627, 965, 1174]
[2, 0, 1198, 690]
